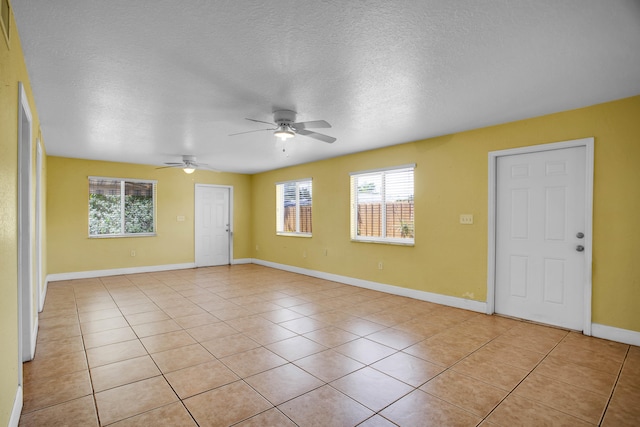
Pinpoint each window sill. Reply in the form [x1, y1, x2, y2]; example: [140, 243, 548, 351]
[89, 233, 156, 239]
[351, 238, 414, 247]
[276, 232, 312, 238]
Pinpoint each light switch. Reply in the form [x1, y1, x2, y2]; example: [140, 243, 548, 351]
[177, 215, 185, 222]
[460, 214, 474, 224]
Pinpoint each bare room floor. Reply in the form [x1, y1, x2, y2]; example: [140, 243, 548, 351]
[19, 265, 640, 426]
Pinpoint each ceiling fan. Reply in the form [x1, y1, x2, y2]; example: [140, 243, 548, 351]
[230, 110, 336, 144]
[156, 155, 218, 174]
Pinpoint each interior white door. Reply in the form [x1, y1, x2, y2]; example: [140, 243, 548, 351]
[495, 146, 586, 330]
[195, 185, 230, 267]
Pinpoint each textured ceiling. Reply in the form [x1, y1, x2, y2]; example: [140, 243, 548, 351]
[12, 1, 640, 174]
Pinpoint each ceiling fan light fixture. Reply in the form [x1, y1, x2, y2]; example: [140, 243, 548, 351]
[274, 125, 295, 141]
[183, 166, 195, 174]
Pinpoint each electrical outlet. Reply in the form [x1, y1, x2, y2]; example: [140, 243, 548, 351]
[303, 250, 307, 258]
[378, 262, 383, 270]
[130, 250, 136, 257]
[459, 214, 474, 225]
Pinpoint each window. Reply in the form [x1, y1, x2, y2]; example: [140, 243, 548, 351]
[89, 177, 156, 237]
[276, 179, 312, 236]
[350, 165, 415, 244]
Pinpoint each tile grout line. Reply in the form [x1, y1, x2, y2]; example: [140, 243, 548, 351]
[595, 345, 629, 427]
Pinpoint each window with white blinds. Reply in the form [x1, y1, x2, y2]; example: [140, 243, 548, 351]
[89, 177, 157, 237]
[276, 178, 312, 236]
[350, 165, 415, 244]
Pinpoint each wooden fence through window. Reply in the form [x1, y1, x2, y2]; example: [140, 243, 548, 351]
[357, 202, 414, 238]
[284, 206, 312, 233]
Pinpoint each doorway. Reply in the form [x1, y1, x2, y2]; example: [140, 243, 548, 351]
[195, 184, 232, 267]
[487, 138, 594, 333]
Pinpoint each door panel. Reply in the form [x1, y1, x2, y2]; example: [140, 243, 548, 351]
[195, 185, 230, 267]
[495, 146, 586, 330]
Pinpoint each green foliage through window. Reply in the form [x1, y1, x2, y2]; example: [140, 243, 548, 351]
[89, 178, 156, 236]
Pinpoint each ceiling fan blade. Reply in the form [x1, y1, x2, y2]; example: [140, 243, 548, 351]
[163, 162, 184, 166]
[194, 163, 221, 173]
[229, 128, 275, 136]
[292, 120, 331, 130]
[245, 118, 275, 126]
[156, 165, 182, 170]
[296, 129, 336, 143]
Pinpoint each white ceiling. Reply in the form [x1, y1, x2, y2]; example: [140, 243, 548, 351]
[13, 1, 640, 174]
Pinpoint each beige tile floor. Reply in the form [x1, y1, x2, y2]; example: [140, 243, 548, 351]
[19, 265, 640, 426]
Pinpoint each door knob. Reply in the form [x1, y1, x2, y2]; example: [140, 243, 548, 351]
[576, 245, 585, 252]
[576, 232, 584, 238]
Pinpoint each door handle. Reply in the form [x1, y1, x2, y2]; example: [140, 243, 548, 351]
[576, 232, 584, 238]
[576, 245, 584, 252]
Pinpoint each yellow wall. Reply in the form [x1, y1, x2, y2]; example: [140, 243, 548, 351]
[251, 95, 640, 333]
[47, 157, 252, 274]
[0, 2, 43, 424]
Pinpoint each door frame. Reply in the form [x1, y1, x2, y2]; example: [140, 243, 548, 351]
[18, 82, 35, 363]
[487, 137, 594, 334]
[194, 184, 233, 266]
[36, 140, 45, 312]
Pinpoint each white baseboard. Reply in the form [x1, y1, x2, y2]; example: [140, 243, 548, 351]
[29, 316, 38, 361]
[592, 323, 640, 347]
[42, 260, 640, 347]
[38, 278, 48, 313]
[9, 386, 22, 427]
[252, 259, 487, 313]
[46, 263, 197, 282]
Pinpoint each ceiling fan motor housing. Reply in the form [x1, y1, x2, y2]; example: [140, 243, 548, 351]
[273, 109, 297, 126]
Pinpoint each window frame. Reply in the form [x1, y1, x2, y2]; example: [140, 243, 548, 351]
[88, 176, 157, 238]
[276, 178, 313, 237]
[350, 164, 415, 245]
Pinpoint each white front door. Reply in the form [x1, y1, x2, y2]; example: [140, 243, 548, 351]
[495, 146, 587, 330]
[195, 185, 230, 267]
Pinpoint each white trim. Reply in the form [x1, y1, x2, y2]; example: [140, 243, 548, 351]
[592, 323, 640, 347]
[40, 261, 640, 347]
[583, 140, 595, 336]
[9, 386, 22, 427]
[31, 315, 38, 358]
[36, 141, 44, 312]
[349, 163, 416, 176]
[46, 263, 197, 282]
[253, 258, 487, 313]
[39, 278, 48, 312]
[18, 82, 34, 363]
[487, 137, 595, 334]
[275, 177, 313, 186]
[276, 232, 313, 238]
